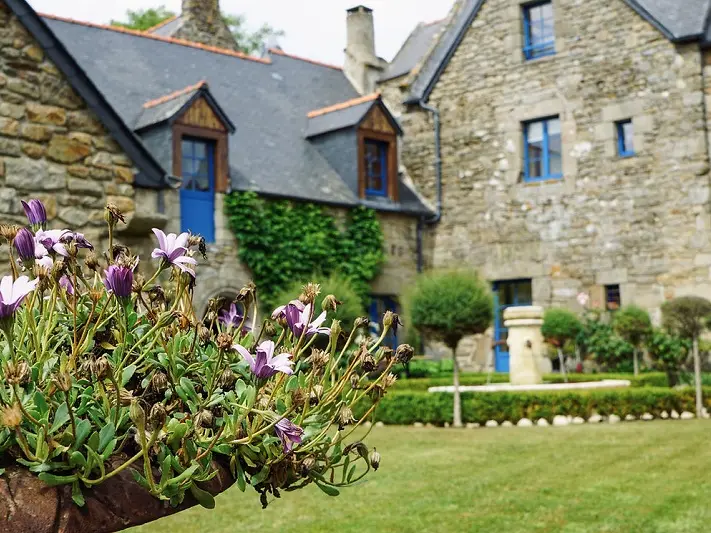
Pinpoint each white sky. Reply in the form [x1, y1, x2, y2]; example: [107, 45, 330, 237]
[27, 1, 454, 65]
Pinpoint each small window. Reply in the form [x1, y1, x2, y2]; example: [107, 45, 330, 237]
[180, 137, 216, 242]
[523, 117, 562, 182]
[523, 1, 556, 60]
[364, 139, 389, 197]
[616, 119, 634, 157]
[605, 284, 621, 311]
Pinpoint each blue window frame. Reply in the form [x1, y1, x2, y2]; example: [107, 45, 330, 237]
[523, 1, 555, 60]
[369, 295, 398, 348]
[616, 119, 634, 157]
[523, 116, 562, 182]
[364, 139, 389, 197]
[493, 280, 533, 372]
[180, 137, 216, 243]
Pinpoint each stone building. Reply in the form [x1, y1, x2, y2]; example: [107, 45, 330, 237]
[391, 0, 711, 370]
[0, 0, 433, 337]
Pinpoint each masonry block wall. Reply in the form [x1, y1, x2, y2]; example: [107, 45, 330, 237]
[402, 0, 711, 326]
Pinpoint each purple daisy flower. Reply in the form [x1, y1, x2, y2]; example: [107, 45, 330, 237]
[21, 199, 47, 229]
[103, 264, 134, 299]
[0, 275, 39, 319]
[69, 232, 94, 250]
[274, 418, 304, 453]
[285, 302, 330, 338]
[219, 303, 251, 331]
[233, 340, 293, 379]
[151, 228, 198, 277]
[35, 229, 71, 257]
[13, 228, 36, 262]
[59, 276, 75, 295]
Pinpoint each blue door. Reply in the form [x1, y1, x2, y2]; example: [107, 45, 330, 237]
[492, 280, 533, 372]
[369, 296, 398, 348]
[180, 138, 215, 242]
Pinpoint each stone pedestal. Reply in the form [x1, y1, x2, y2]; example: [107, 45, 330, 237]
[503, 306, 545, 385]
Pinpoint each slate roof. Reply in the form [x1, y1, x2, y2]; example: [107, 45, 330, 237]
[148, 15, 183, 37]
[406, 0, 711, 104]
[380, 19, 445, 82]
[37, 15, 422, 213]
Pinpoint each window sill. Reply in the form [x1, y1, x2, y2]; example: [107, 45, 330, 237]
[522, 175, 563, 185]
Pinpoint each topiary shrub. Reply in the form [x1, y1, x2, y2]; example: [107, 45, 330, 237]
[577, 316, 635, 372]
[406, 270, 493, 427]
[273, 272, 366, 333]
[613, 305, 652, 376]
[541, 308, 581, 383]
[0, 198, 396, 533]
[662, 296, 711, 416]
[647, 328, 690, 387]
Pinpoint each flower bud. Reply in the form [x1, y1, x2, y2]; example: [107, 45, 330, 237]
[195, 409, 214, 429]
[263, 321, 277, 338]
[148, 403, 167, 430]
[13, 228, 36, 262]
[0, 403, 23, 429]
[307, 348, 329, 371]
[217, 367, 236, 389]
[216, 332, 234, 351]
[129, 399, 146, 430]
[5, 360, 30, 385]
[156, 311, 177, 328]
[350, 373, 361, 389]
[198, 325, 212, 343]
[369, 448, 381, 471]
[354, 316, 369, 329]
[309, 385, 323, 406]
[382, 310, 395, 328]
[92, 356, 111, 380]
[330, 319, 342, 342]
[236, 282, 257, 303]
[321, 294, 341, 313]
[300, 456, 316, 477]
[394, 344, 415, 364]
[381, 373, 398, 390]
[132, 272, 146, 294]
[105, 203, 126, 228]
[291, 388, 308, 408]
[0, 224, 20, 243]
[299, 282, 321, 304]
[361, 352, 376, 373]
[344, 441, 369, 460]
[54, 371, 72, 392]
[85, 252, 101, 271]
[150, 371, 169, 393]
[338, 405, 356, 429]
[175, 312, 192, 331]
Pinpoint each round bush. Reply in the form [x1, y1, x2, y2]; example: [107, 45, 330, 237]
[541, 308, 581, 347]
[406, 270, 493, 349]
[613, 305, 652, 347]
[662, 296, 711, 339]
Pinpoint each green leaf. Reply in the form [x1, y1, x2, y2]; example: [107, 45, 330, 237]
[50, 403, 69, 434]
[38, 472, 78, 486]
[189, 484, 216, 509]
[159, 455, 173, 488]
[121, 364, 137, 387]
[33, 391, 48, 417]
[232, 456, 246, 492]
[86, 431, 100, 452]
[314, 480, 340, 497]
[72, 419, 92, 450]
[72, 481, 86, 507]
[0, 468, 5, 476]
[250, 465, 270, 487]
[69, 451, 87, 468]
[98, 423, 115, 453]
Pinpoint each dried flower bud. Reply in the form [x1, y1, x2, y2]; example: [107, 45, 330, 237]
[307, 348, 329, 371]
[119, 388, 134, 406]
[330, 319, 342, 340]
[381, 373, 398, 390]
[92, 356, 111, 380]
[0, 224, 20, 243]
[148, 403, 167, 430]
[309, 385, 323, 406]
[50, 260, 67, 282]
[338, 405, 356, 429]
[354, 316, 370, 329]
[298, 282, 321, 304]
[105, 203, 126, 228]
[129, 399, 146, 430]
[291, 388, 308, 408]
[194, 409, 214, 429]
[64, 240, 78, 258]
[350, 373, 361, 389]
[132, 272, 146, 294]
[394, 344, 415, 364]
[216, 332, 234, 351]
[148, 286, 166, 305]
[217, 367, 236, 389]
[5, 360, 30, 386]
[156, 311, 177, 328]
[198, 325, 212, 343]
[236, 282, 257, 303]
[369, 448, 381, 471]
[54, 371, 72, 392]
[344, 441, 369, 460]
[321, 294, 341, 313]
[382, 310, 396, 328]
[89, 289, 103, 304]
[188, 234, 208, 260]
[380, 346, 394, 361]
[175, 312, 192, 331]
[361, 352, 376, 373]
[270, 460, 289, 488]
[150, 371, 169, 393]
[0, 403, 23, 428]
[300, 456, 316, 477]
[263, 321, 277, 338]
[85, 252, 101, 272]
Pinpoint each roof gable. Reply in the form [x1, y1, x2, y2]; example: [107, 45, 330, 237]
[380, 19, 445, 82]
[305, 94, 401, 138]
[406, 0, 711, 104]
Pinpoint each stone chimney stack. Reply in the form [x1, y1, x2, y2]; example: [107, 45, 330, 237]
[344, 5, 384, 95]
[173, 0, 239, 51]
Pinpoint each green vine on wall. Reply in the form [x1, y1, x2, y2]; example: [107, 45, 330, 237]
[224, 191, 385, 310]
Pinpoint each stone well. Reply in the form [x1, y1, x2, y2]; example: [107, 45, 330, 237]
[503, 306, 545, 386]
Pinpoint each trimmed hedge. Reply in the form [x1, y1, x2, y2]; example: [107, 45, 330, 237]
[393, 372, 672, 391]
[358, 387, 711, 426]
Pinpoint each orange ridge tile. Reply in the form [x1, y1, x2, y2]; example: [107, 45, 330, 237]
[143, 80, 207, 109]
[268, 48, 342, 71]
[144, 15, 179, 33]
[38, 12, 271, 65]
[307, 92, 380, 119]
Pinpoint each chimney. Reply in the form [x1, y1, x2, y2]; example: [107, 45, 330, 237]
[344, 5, 384, 95]
[173, 0, 239, 51]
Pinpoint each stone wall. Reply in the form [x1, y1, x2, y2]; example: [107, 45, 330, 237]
[402, 0, 711, 331]
[0, 1, 142, 248]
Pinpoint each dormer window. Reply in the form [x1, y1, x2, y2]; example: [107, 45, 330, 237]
[364, 139, 389, 197]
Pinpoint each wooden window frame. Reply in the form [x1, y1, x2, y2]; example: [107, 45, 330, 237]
[173, 123, 229, 193]
[357, 129, 398, 202]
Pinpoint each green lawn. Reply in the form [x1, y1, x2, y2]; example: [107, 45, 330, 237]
[131, 421, 711, 533]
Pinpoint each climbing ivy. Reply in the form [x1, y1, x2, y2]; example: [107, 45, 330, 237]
[224, 191, 385, 310]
